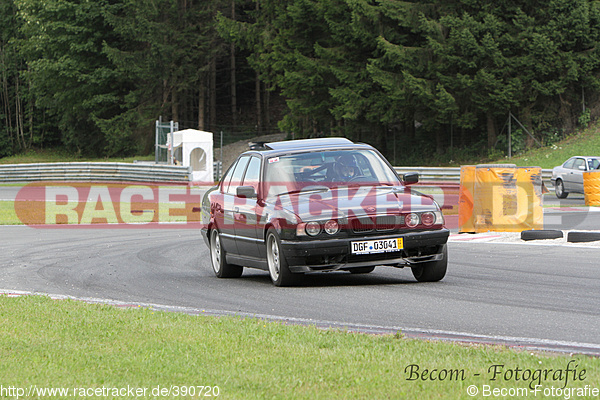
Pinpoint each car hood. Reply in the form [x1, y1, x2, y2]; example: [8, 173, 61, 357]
[271, 186, 437, 221]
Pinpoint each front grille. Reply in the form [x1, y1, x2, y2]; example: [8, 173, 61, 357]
[350, 216, 397, 233]
[375, 216, 396, 231]
[351, 217, 374, 233]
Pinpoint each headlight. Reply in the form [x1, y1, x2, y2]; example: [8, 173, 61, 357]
[405, 213, 419, 228]
[421, 212, 435, 226]
[324, 220, 339, 235]
[305, 221, 321, 236]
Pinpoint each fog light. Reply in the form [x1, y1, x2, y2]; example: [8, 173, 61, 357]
[305, 221, 321, 236]
[405, 213, 419, 228]
[324, 220, 339, 235]
[421, 212, 435, 226]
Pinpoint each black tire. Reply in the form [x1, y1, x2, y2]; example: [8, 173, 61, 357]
[521, 230, 563, 241]
[210, 229, 243, 278]
[555, 179, 568, 199]
[411, 244, 448, 282]
[266, 229, 299, 287]
[567, 231, 600, 243]
[349, 266, 376, 274]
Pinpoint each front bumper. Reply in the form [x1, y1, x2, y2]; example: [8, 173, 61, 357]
[280, 228, 449, 273]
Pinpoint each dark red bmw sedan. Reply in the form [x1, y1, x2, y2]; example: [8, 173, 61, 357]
[201, 138, 449, 286]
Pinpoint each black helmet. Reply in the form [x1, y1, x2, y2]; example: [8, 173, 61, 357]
[334, 153, 358, 179]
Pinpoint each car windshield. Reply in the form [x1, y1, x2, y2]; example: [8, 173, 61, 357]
[264, 149, 401, 196]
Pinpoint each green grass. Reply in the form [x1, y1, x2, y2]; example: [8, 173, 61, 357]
[1, 295, 598, 400]
[0, 148, 153, 165]
[494, 124, 600, 169]
[0, 201, 19, 224]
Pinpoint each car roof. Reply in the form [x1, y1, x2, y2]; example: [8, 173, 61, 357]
[568, 156, 600, 159]
[266, 137, 353, 150]
[243, 137, 373, 157]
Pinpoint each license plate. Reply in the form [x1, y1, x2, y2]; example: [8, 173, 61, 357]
[351, 238, 404, 255]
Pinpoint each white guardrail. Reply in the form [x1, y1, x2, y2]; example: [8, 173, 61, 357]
[0, 162, 191, 183]
[0, 163, 553, 185]
[394, 166, 554, 186]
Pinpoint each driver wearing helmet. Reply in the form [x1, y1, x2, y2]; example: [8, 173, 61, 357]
[332, 153, 359, 181]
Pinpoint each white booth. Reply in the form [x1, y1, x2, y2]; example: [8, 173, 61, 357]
[171, 129, 214, 183]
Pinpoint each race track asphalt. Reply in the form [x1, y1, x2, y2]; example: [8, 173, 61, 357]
[1, 225, 599, 354]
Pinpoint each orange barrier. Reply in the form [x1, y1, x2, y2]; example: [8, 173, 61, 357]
[583, 171, 600, 206]
[458, 166, 476, 232]
[458, 165, 544, 233]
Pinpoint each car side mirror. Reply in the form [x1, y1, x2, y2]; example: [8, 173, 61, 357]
[403, 172, 419, 185]
[579, 165, 586, 171]
[236, 186, 257, 199]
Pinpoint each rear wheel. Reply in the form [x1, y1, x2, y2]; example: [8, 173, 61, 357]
[210, 229, 243, 278]
[411, 245, 447, 282]
[555, 179, 568, 199]
[266, 230, 299, 287]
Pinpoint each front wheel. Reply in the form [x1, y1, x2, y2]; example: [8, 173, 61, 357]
[210, 229, 243, 278]
[411, 245, 447, 282]
[555, 179, 568, 199]
[266, 230, 299, 287]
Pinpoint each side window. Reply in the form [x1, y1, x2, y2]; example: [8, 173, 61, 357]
[563, 158, 575, 169]
[355, 153, 376, 179]
[589, 159, 600, 170]
[242, 156, 262, 191]
[573, 158, 586, 170]
[220, 159, 238, 193]
[226, 156, 251, 194]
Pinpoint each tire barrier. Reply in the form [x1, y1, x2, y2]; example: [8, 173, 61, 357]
[520, 230, 563, 241]
[459, 165, 544, 233]
[583, 170, 600, 206]
[567, 231, 600, 243]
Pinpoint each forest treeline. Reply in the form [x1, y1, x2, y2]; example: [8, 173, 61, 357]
[2, 0, 600, 164]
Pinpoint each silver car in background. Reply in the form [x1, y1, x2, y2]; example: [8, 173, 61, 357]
[551, 156, 600, 198]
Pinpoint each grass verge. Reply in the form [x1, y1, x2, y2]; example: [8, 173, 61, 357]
[1, 295, 598, 399]
[0, 148, 154, 165]
[495, 124, 600, 169]
[0, 201, 19, 224]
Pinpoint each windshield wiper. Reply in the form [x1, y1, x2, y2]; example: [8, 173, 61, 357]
[276, 187, 330, 196]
